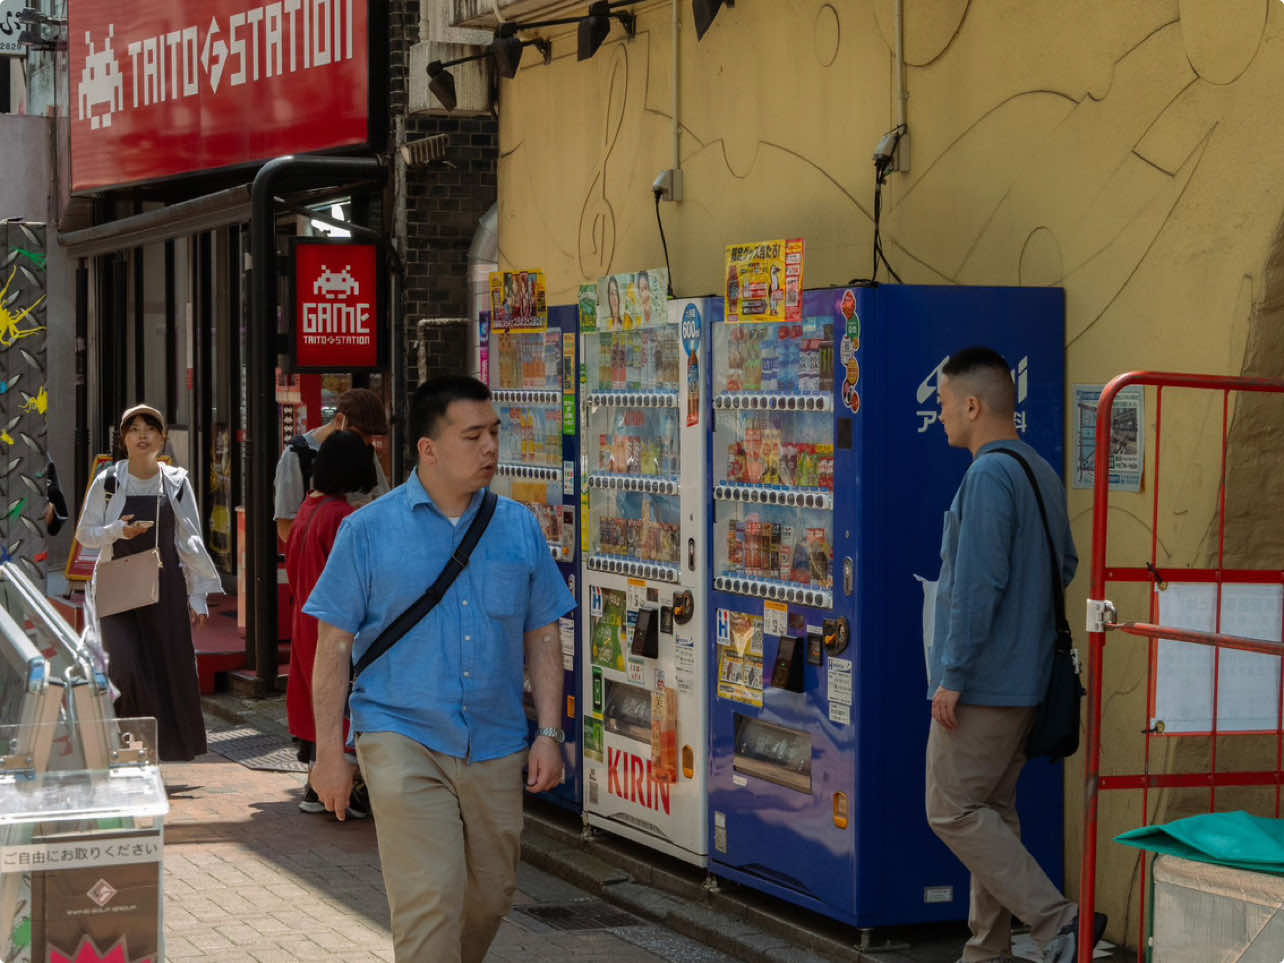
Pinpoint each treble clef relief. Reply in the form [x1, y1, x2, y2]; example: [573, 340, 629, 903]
[578, 45, 628, 279]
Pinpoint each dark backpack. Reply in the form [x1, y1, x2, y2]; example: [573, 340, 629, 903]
[289, 435, 317, 493]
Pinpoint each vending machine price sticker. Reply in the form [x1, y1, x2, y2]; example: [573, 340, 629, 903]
[563, 460, 575, 496]
[828, 657, 853, 702]
[763, 599, 788, 637]
[559, 617, 576, 671]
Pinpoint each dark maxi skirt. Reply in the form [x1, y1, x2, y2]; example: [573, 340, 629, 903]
[99, 491, 208, 762]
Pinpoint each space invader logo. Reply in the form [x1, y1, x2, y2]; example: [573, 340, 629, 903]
[914, 355, 1029, 435]
[78, 26, 124, 130]
[313, 265, 360, 300]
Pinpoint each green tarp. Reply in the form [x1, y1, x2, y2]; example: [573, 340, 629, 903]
[1115, 810, 1284, 875]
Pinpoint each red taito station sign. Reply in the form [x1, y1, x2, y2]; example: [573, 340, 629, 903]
[70, 0, 370, 192]
[291, 238, 383, 372]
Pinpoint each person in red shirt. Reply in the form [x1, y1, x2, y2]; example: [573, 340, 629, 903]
[285, 429, 377, 817]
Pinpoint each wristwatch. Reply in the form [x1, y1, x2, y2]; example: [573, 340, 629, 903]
[534, 727, 566, 745]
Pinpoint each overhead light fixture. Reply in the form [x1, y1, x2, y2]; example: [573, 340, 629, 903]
[491, 34, 552, 79]
[578, 1, 639, 62]
[426, 51, 491, 112]
[693, 0, 734, 41]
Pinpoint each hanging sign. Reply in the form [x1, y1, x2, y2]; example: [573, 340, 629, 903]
[69, 0, 373, 192]
[289, 237, 386, 372]
[725, 238, 805, 324]
[489, 270, 548, 331]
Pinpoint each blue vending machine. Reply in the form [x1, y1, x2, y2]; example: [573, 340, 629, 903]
[706, 284, 1065, 926]
[486, 303, 582, 812]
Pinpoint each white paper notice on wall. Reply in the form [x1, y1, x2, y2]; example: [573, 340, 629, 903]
[1153, 582, 1283, 733]
[764, 599, 788, 637]
[828, 657, 853, 704]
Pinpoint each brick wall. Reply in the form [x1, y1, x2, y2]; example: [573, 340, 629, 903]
[388, 0, 497, 402]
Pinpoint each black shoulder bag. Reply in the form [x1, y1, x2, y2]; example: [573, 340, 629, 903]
[992, 448, 1085, 761]
[351, 490, 498, 680]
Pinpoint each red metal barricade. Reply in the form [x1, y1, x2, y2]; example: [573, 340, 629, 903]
[1079, 372, 1284, 962]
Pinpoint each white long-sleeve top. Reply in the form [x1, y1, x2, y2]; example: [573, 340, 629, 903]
[75, 460, 223, 616]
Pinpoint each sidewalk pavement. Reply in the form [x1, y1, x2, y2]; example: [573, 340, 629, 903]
[164, 711, 746, 962]
[188, 692, 1114, 963]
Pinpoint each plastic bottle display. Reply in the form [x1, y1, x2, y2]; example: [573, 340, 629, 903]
[722, 510, 833, 590]
[721, 322, 832, 395]
[499, 405, 561, 465]
[722, 413, 834, 490]
[595, 410, 678, 477]
[594, 491, 681, 564]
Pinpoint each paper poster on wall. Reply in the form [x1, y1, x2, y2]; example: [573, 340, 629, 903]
[1073, 384, 1144, 491]
[724, 238, 804, 324]
[489, 270, 548, 331]
[717, 610, 764, 706]
[1153, 582, 1283, 733]
[595, 268, 668, 331]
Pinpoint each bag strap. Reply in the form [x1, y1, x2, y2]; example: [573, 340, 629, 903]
[990, 448, 1072, 654]
[352, 490, 499, 679]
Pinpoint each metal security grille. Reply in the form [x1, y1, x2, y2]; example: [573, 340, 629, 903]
[513, 901, 641, 932]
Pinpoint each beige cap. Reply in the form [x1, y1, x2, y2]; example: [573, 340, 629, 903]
[119, 403, 165, 433]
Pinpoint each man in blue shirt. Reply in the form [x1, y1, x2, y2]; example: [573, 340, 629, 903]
[306, 375, 575, 963]
[926, 348, 1104, 963]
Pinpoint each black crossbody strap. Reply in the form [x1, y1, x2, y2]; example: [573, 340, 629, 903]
[991, 448, 1072, 653]
[352, 489, 498, 679]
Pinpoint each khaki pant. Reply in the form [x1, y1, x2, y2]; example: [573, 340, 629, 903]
[356, 732, 526, 963]
[925, 705, 1075, 962]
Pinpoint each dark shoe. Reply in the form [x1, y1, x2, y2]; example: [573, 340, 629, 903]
[345, 777, 371, 820]
[1044, 912, 1107, 963]
[298, 783, 325, 814]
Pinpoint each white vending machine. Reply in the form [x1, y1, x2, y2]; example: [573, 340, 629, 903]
[579, 278, 714, 866]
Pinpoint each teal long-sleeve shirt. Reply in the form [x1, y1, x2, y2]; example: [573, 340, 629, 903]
[928, 439, 1077, 706]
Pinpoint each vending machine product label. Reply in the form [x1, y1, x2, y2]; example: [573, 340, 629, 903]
[579, 283, 598, 333]
[590, 588, 627, 671]
[717, 611, 764, 706]
[627, 578, 646, 612]
[559, 617, 576, 671]
[627, 659, 645, 685]
[585, 716, 604, 762]
[674, 637, 696, 694]
[828, 657, 853, 726]
[563, 461, 575, 496]
[562, 332, 577, 434]
[763, 599, 788, 637]
[724, 238, 805, 324]
[680, 302, 703, 428]
[837, 289, 862, 413]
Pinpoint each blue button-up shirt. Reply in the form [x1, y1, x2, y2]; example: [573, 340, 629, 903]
[303, 472, 576, 762]
[929, 439, 1077, 706]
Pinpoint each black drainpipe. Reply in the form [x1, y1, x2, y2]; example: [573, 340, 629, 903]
[250, 155, 387, 691]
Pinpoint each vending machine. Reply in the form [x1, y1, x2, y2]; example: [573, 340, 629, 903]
[487, 304, 582, 812]
[580, 285, 716, 865]
[706, 284, 1066, 926]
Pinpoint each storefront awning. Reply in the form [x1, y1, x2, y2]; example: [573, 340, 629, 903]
[58, 185, 253, 258]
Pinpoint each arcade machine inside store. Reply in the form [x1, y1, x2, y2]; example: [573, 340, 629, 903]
[485, 304, 583, 812]
[706, 284, 1066, 926]
[579, 272, 716, 865]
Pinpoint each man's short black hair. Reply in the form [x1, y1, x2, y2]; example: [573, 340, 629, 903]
[410, 375, 492, 442]
[311, 430, 377, 495]
[942, 346, 1016, 415]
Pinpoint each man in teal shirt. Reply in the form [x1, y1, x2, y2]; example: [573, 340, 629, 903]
[927, 347, 1104, 963]
[307, 375, 575, 963]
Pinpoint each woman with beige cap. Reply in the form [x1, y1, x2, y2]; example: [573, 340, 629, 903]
[74, 403, 223, 761]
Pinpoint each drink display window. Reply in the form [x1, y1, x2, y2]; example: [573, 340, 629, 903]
[582, 320, 684, 582]
[488, 330, 571, 559]
[712, 317, 836, 607]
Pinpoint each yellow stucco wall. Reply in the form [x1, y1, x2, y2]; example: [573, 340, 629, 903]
[494, 0, 1284, 944]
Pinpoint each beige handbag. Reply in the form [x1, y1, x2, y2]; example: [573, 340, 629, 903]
[95, 487, 163, 619]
